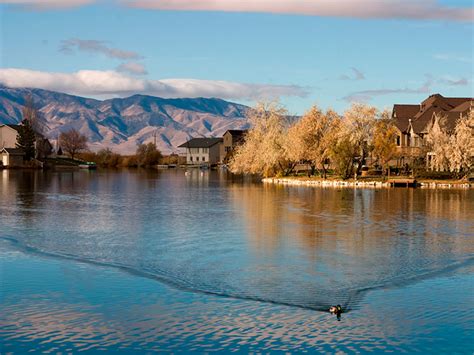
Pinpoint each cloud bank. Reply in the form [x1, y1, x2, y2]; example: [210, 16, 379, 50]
[0, 68, 308, 100]
[124, 0, 473, 22]
[1, 0, 472, 22]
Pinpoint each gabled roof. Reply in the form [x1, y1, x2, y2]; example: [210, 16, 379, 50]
[451, 100, 473, 112]
[434, 112, 463, 133]
[178, 137, 223, 148]
[0, 124, 22, 132]
[392, 95, 473, 134]
[1, 147, 25, 155]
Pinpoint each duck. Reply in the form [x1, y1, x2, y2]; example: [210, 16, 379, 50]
[329, 305, 342, 314]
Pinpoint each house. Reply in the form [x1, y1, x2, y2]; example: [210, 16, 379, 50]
[1, 147, 25, 167]
[392, 94, 473, 160]
[0, 123, 52, 159]
[178, 137, 223, 165]
[220, 129, 248, 162]
[0, 124, 21, 148]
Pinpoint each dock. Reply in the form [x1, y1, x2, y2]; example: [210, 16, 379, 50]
[388, 179, 417, 188]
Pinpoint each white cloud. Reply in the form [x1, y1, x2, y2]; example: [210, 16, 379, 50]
[116, 62, 148, 75]
[1, 0, 472, 22]
[123, 0, 473, 22]
[0, 68, 308, 100]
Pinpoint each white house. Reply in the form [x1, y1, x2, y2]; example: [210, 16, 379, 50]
[178, 138, 223, 165]
[1, 147, 25, 167]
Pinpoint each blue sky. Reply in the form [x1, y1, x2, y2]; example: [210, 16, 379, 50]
[0, 0, 472, 114]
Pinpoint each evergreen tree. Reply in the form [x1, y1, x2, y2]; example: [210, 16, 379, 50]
[16, 119, 36, 160]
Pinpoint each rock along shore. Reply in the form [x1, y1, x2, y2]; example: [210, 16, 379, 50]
[262, 177, 473, 189]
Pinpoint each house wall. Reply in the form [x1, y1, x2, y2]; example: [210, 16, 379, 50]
[209, 143, 221, 164]
[1, 153, 23, 167]
[185, 144, 223, 165]
[0, 126, 18, 148]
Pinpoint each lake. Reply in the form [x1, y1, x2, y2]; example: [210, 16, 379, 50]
[1, 169, 473, 353]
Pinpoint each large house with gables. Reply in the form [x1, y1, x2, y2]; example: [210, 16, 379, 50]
[392, 94, 473, 160]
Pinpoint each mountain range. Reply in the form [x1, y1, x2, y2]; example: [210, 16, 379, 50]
[0, 86, 251, 154]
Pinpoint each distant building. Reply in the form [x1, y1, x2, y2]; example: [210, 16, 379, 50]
[0, 123, 52, 160]
[0, 124, 21, 149]
[178, 137, 223, 165]
[392, 94, 473, 160]
[1, 147, 25, 167]
[221, 129, 248, 162]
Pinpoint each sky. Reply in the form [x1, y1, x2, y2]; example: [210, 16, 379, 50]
[0, 0, 472, 114]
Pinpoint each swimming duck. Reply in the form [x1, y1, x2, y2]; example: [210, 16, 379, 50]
[329, 305, 342, 314]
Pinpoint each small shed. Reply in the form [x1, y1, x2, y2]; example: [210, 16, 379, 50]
[1, 147, 25, 167]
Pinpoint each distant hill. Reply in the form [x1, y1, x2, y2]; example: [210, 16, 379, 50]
[0, 86, 251, 154]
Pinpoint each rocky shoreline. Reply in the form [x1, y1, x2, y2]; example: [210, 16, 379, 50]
[262, 177, 473, 189]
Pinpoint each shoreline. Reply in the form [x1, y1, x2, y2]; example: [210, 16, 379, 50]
[262, 177, 474, 189]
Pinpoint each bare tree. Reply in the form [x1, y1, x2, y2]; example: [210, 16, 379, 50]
[59, 128, 88, 160]
[22, 95, 44, 134]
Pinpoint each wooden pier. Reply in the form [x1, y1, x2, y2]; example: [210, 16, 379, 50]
[388, 179, 417, 188]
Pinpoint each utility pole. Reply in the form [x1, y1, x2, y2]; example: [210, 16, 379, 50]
[153, 130, 157, 146]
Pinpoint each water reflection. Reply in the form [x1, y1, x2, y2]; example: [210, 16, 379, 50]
[1, 169, 473, 314]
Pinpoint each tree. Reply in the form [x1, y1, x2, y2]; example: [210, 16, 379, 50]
[426, 114, 455, 172]
[16, 119, 36, 161]
[230, 101, 294, 177]
[59, 129, 88, 160]
[329, 129, 358, 180]
[448, 109, 474, 176]
[341, 104, 378, 175]
[286, 106, 339, 178]
[22, 95, 44, 134]
[372, 119, 398, 176]
[136, 142, 162, 167]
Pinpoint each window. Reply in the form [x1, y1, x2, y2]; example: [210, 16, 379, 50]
[202, 156, 206, 162]
[396, 136, 400, 146]
[190, 156, 193, 162]
[196, 157, 199, 162]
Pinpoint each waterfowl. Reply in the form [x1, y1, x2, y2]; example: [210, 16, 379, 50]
[329, 305, 342, 314]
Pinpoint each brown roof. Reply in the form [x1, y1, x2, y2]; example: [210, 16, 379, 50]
[178, 137, 223, 148]
[435, 112, 463, 133]
[451, 100, 473, 112]
[393, 94, 473, 134]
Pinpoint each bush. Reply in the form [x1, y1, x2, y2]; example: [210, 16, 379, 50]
[414, 171, 457, 180]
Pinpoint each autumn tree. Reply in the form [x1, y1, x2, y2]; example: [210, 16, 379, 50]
[447, 109, 474, 176]
[341, 104, 379, 175]
[59, 128, 88, 160]
[136, 142, 162, 167]
[15, 119, 36, 160]
[372, 119, 398, 176]
[329, 126, 358, 180]
[230, 102, 294, 177]
[426, 114, 455, 172]
[286, 106, 339, 178]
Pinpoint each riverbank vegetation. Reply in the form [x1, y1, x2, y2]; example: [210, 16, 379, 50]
[230, 102, 473, 180]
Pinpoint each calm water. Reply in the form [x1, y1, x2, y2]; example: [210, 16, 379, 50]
[1, 169, 473, 353]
